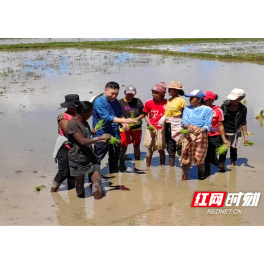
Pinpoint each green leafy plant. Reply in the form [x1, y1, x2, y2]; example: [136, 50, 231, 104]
[109, 137, 120, 146]
[216, 144, 229, 155]
[147, 125, 154, 130]
[242, 100, 246, 104]
[35, 185, 45, 191]
[129, 120, 141, 127]
[179, 129, 194, 134]
[246, 141, 255, 146]
[131, 112, 135, 119]
[255, 110, 264, 119]
[94, 119, 106, 130]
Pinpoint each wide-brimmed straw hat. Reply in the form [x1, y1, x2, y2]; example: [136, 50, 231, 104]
[60, 94, 80, 108]
[226, 88, 246, 100]
[168, 81, 183, 90]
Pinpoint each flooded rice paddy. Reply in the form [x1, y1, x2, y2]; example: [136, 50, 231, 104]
[134, 41, 264, 55]
[1, 46, 264, 225]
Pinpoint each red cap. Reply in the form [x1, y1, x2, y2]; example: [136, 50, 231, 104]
[204, 91, 216, 100]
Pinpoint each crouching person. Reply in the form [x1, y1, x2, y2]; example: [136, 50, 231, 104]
[67, 101, 111, 199]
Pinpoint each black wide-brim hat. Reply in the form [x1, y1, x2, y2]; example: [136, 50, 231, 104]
[60, 94, 80, 108]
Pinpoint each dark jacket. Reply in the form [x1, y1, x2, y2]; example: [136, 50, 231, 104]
[220, 101, 247, 133]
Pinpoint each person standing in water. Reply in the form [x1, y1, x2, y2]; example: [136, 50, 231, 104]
[118, 85, 145, 172]
[67, 101, 111, 199]
[203, 91, 230, 177]
[92, 82, 137, 173]
[143, 82, 167, 167]
[219, 88, 248, 168]
[180, 90, 213, 180]
[163, 81, 186, 167]
[51, 94, 80, 192]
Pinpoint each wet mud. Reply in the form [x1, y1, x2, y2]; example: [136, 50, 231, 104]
[1, 47, 264, 225]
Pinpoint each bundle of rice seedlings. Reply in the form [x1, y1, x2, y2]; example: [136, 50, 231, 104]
[216, 144, 229, 155]
[147, 125, 154, 130]
[129, 120, 141, 127]
[109, 136, 120, 146]
[131, 112, 135, 119]
[94, 119, 106, 130]
[246, 141, 255, 146]
[242, 100, 246, 104]
[179, 129, 194, 134]
[247, 132, 254, 136]
[255, 110, 264, 119]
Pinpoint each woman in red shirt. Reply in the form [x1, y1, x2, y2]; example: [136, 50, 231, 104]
[204, 91, 230, 177]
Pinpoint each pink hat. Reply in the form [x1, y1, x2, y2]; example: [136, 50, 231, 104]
[151, 82, 166, 96]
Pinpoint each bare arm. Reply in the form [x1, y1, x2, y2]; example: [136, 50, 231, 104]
[73, 132, 111, 146]
[143, 112, 151, 126]
[242, 124, 249, 146]
[136, 114, 145, 121]
[218, 121, 230, 146]
[113, 117, 137, 124]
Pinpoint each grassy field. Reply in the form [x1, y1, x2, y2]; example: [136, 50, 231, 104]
[1, 38, 264, 62]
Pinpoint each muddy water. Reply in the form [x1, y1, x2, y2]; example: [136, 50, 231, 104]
[1, 48, 264, 225]
[134, 41, 264, 55]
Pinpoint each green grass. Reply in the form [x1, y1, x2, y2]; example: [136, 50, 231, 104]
[1, 38, 264, 62]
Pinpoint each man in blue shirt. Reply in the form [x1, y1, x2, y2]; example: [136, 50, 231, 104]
[93, 82, 137, 173]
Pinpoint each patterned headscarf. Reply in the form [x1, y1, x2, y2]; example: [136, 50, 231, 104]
[151, 82, 167, 96]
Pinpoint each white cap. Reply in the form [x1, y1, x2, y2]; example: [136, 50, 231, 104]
[226, 88, 246, 100]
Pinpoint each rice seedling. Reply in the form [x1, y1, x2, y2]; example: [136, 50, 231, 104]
[246, 141, 255, 146]
[35, 185, 45, 191]
[147, 125, 154, 130]
[242, 100, 246, 104]
[109, 137, 120, 146]
[129, 120, 141, 127]
[255, 110, 264, 119]
[131, 112, 135, 119]
[94, 119, 105, 130]
[216, 144, 229, 155]
[247, 132, 254, 136]
[179, 129, 194, 134]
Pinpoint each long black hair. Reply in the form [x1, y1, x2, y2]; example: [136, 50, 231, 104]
[75, 101, 93, 114]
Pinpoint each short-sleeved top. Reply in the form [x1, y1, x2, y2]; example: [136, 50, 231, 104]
[67, 119, 98, 164]
[208, 105, 224, 137]
[164, 97, 186, 117]
[119, 98, 144, 130]
[143, 99, 167, 129]
[92, 94, 123, 139]
[221, 102, 247, 133]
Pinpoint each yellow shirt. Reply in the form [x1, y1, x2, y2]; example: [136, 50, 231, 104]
[164, 97, 186, 117]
